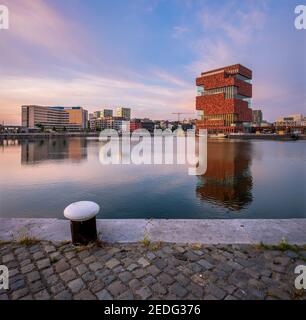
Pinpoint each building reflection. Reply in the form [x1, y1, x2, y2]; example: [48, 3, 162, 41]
[196, 140, 253, 211]
[21, 138, 87, 164]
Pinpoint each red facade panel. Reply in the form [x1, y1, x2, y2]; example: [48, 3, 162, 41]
[196, 64, 253, 132]
[196, 73, 251, 98]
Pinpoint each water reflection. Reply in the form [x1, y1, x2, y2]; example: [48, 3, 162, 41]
[196, 140, 253, 211]
[21, 138, 87, 164]
[1, 137, 305, 219]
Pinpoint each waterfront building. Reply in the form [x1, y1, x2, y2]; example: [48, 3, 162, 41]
[100, 109, 113, 118]
[196, 64, 253, 133]
[275, 114, 304, 127]
[21, 105, 88, 131]
[89, 116, 130, 133]
[252, 110, 263, 125]
[130, 119, 142, 132]
[22, 105, 67, 130]
[116, 107, 131, 120]
[93, 111, 101, 119]
[50, 106, 88, 129]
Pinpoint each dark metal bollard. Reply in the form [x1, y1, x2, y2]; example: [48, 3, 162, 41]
[64, 201, 100, 246]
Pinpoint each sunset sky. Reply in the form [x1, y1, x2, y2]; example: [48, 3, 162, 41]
[0, 0, 305, 124]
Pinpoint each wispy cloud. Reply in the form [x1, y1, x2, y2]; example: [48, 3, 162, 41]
[172, 26, 189, 39]
[0, 73, 195, 123]
[0, 0, 305, 124]
[188, 1, 268, 74]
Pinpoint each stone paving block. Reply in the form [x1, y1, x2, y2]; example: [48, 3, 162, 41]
[54, 260, 70, 273]
[107, 281, 128, 297]
[9, 274, 24, 286]
[102, 274, 116, 285]
[54, 290, 72, 300]
[1, 242, 305, 301]
[169, 282, 188, 298]
[132, 268, 147, 279]
[78, 250, 90, 260]
[128, 279, 142, 290]
[37, 258, 51, 270]
[187, 282, 204, 298]
[126, 263, 138, 271]
[44, 245, 56, 254]
[35, 289, 50, 300]
[29, 280, 45, 294]
[118, 271, 133, 283]
[117, 290, 134, 300]
[17, 253, 30, 262]
[68, 278, 85, 293]
[157, 273, 175, 286]
[27, 271, 40, 283]
[70, 258, 81, 267]
[65, 251, 76, 260]
[154, 258, 168, 270]
[138, 257, 150, 267]
[142, 275, 157, 286]
[146, 252, 156, 261]
[113, 265, 124, 274]
[82, 271, 96, 282]
[74, 290, 97, 300]
[12, 288, 29, 300]
[206, 284, 226, 300]
[146, 265, 161, 276]
[105, 258, 120, 269]
[2, 253, 14, 263]
[175, 273, 190, 287]
[151, 282, 167, 295]
[20, 259, 31, 267]
[33, 251, 45, 261]
[21, 263, 35, 274]
[50, 282, 66, 295]
[198, 259, 213, 270]
[83, 256, 96, 265]
[60, 269, 77, 283]
[89, 262, 104, 272]
[96, 289, 113, 300]
[135, 287, 152, 300]
[88, 279, 104, 293]
[41, 267, 54, 279]
[76, 264, 88, 275]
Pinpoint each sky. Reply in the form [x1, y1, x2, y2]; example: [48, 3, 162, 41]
[0, 0, 305, 124]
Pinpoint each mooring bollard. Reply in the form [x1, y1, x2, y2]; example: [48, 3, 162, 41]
[64, 201, 100, 245]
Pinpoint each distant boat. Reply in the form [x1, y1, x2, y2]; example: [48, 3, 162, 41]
[209, 133, 228, 139]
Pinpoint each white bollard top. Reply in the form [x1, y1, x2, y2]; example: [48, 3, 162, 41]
[64, 201, 100, 222]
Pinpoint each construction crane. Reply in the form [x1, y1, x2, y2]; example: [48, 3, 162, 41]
[172, 112, 193, 123]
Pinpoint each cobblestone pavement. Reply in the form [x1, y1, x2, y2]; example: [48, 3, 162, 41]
[0, 241, 305, 300]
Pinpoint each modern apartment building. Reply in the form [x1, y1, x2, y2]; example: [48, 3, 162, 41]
[196, 64, 253, 133]
[100, 109, 113, 118]
[252, 110, 263, 125]
[116, 107, 131, 120]
[21, 105, 88, 131]
[89, 117, 130, 132]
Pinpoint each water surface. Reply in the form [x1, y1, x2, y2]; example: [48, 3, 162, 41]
[0, 138, 305, 219]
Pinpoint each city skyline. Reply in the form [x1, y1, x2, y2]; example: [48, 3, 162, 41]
[0, 0, 305, 125]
